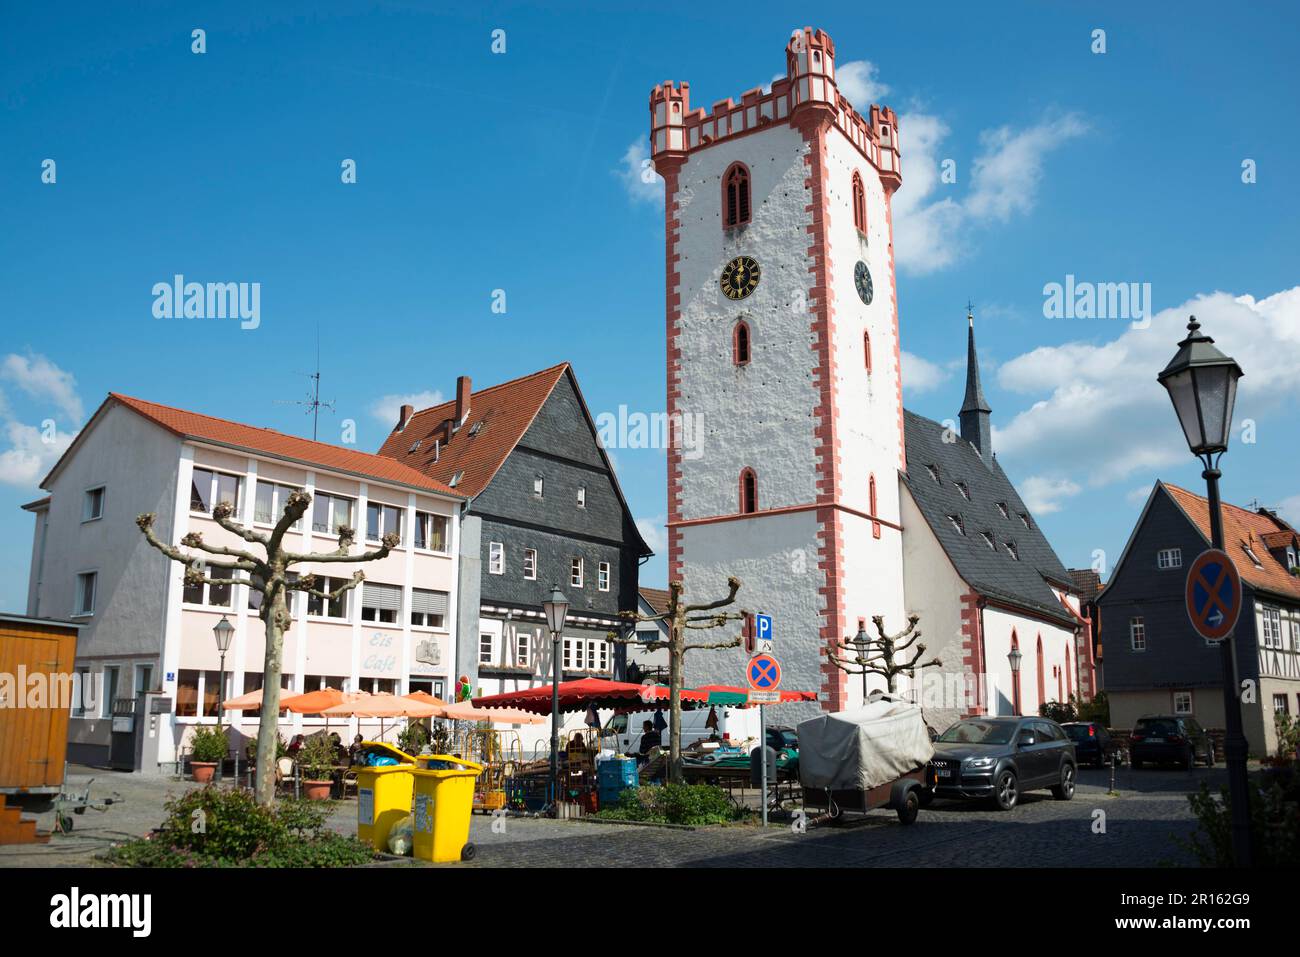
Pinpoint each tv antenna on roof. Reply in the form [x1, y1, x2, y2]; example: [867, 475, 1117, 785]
[275, 329, 335, 440]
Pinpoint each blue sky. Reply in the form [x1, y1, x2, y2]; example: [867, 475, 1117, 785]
[3, 1, 1298, 613]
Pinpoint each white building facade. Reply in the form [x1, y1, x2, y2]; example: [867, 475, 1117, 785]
[23, 394, 463, 770]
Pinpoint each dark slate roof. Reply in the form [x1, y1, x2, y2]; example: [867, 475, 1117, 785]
[902, 409, 1076, 626]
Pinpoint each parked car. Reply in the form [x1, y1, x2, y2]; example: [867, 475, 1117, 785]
[1129, 715, 1214, 769]
[929, 716, 1077, 811]
[1061, 720, 1122, 768]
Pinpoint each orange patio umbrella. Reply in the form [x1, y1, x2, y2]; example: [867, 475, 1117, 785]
[280, 687, 347, 714]
[319, 691, 446, 739]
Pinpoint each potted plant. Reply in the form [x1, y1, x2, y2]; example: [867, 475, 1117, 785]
[397, 721, 430, 757]
[297, 735, 337, 801]
[189, 725, 228, 783]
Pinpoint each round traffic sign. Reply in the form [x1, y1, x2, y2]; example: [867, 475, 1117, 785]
[747, 653, 782, 692]
[1185, 548, 1242, 642]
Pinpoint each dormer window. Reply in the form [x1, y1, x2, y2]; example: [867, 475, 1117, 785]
[1242, 543, 1263, 568]
[926, 464, 940, 483]
[449, 470, 463, 488]
[533, 475, 544, 498]
[468, 421, 483, 437]
[723, 162, 752, 228]
[409, 440, 421, 453]
[1019, 512, 1032, 529]
[981, 531, 996, 550]
[996, 502, 1009, 519]
[1005, 541, 1019, 561]
[955, 481, 970, 501]
[947, 514, 964, 535]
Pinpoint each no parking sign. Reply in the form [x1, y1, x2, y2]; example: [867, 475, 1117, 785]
[1185, 548, 1242, 642]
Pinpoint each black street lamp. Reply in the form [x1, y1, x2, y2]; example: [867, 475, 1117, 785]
[212, 614, 234, 783]
[542, 584, 569, 811]
[1158, 315, 1251, 867]
[1008, 645, 1023, 716]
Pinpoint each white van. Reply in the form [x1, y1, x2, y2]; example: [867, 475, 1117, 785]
[605, 706, 762, 756]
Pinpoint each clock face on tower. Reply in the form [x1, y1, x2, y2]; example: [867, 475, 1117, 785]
[720, 256, 761, 301]
[854, 260, 874, 305]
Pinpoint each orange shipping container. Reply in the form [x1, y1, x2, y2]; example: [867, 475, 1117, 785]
[0, 615, 80, 796]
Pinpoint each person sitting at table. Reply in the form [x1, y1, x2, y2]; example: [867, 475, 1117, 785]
[639, 720, 661, 757]
[286, 734, 306, 756]
[348, 734, 365, 765]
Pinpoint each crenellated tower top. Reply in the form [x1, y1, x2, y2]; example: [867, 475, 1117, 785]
[648, 27, 901, 190]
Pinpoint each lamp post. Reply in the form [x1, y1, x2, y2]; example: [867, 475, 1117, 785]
[1158, 314, 1251, 867]
[212, 615, 234, 783]
[1008, 645, 1023, 716]
[542, 584, 569, 812]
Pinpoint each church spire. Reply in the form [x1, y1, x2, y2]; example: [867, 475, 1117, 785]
[959, 306, 993, 464]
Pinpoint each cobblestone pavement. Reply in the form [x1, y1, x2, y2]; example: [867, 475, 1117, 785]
[0, 763, 1217, 868]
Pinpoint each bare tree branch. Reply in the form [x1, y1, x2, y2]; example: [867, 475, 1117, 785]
[210, 500, 270, 547]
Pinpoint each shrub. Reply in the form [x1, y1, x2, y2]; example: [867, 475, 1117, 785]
[1275, 713, 1300, 762]
[249, 831, 375, 868]
[1179, 773, 1300, 867]
[156, 787, 285, 863]
[599, 783, 739, 826]
[274, 797, 331, 837]
[1039, 700, 1077, 723]
[189, 725, 229, 763]
[297, 735, 337, 781]
[1077, 691, 1110, 725]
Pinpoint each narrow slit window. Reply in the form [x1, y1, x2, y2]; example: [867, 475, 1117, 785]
[851, 171, 866, 234]
[740, 469, 758, 514]
[734, 320, 751, 366]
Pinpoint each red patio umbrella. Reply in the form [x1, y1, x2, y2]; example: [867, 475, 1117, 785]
[471, 677, 708, 716]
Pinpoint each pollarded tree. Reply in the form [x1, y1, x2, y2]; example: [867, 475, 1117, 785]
[613, 577, 747, 784]
[826, 614, 942, 702]
[137, 491, 398, 805]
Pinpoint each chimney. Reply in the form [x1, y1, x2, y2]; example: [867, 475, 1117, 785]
[455, 376, 472, 425]
[397, 404, 414, 431]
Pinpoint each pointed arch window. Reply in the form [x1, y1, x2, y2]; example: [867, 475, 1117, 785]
[851, 170, 867, 234]
[1036, 635, 1046, 709]
[869, 473, 880, 539]
[864, 330, 872, 375]
[723, 162, 752, 228]
[733, 319, 751, 366]
[739, 468, 758, 515]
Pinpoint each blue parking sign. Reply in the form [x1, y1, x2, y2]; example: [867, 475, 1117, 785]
[756, 614, 772, 642]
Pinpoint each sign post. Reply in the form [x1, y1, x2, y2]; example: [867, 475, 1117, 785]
[1185, 548, 1243, 642]
[746, 647, 782, 827]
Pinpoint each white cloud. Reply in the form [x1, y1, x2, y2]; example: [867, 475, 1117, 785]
[892, 111, 1088, 275]
[636, 514, 667, 556]
[901, 351, 951, 395]
[1279, 494, 1300, 528]
[0, 419, 76, 488]
[835, 60, 890, 111]
[369, 390, 443, 426]
[617, 138, 663, 205]
[1, 353, 83, 423]
[992, 286, 1300, 495]
[1019, 475, 1082, 515]
[1126, 483, 1155, 506]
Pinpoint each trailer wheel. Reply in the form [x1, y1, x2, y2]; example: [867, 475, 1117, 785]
[58, 814, 74, 833]
[896, 790, 920, 825]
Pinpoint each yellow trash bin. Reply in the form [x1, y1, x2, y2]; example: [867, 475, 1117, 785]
[410, 755, 484, 863]
[354, 742, 418, 852]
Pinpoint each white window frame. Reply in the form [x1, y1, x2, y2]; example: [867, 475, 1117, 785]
[1130, 616, 1146, 652]
[253, 480, 303, 529]
[1273, 693, 1290, 715]
[489, 542, 504, 575]
[1262, 607, 1283, 649]
[577, 486, 586, 508]
[190, 467, 243, 515]
[570, 557, 584, 588]
[305, 576, 351, 621]
[365, 500, 404, 545]
[311, 491, 355, 536]
[182, 564, 234, 609]
[82, 486, 105, 523]
[1173, 691, 1193, 715]
[598, 561, 610, 592]
[70, 667, 92, 717]
[360, 582, 402, 625]
[517, 632, 530, 667]
[533, 475, 544, 498]
[479, 633, 495, 666]
[413, 511, 448, 553]
[1157, 547, 1182, 570]
[523, 548, 537, 580]
[74, 571, 97, 617]
[134, 663, 155, 697]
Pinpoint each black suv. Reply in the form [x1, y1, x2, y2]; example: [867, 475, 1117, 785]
[1129, 715, 1215, 769]
[1061, 720, 1121, 768]
[929, 716, 1077, 811]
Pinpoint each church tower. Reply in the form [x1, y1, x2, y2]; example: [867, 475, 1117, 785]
[650, 28, 907, 711]
[959, 310, 993, 465]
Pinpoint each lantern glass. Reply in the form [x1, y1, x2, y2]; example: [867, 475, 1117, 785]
[543, 586, 569, 635]
[212, 615, 235, 653]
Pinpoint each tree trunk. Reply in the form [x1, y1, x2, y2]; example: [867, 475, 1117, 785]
[253, 593, 287, 806]
[667, 620, 684, 785]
